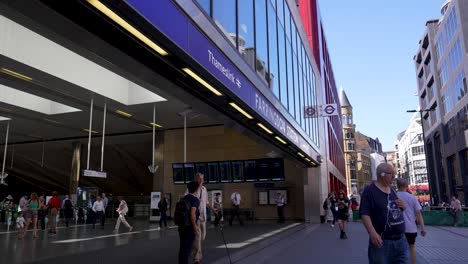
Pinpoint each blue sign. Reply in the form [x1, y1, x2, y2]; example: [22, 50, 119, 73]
[125, 0, 314, 157]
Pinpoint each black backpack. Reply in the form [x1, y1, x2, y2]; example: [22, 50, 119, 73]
[64, 199, 73, 210]
[174, 197, 191, 227]
[322, 200, 328, 210]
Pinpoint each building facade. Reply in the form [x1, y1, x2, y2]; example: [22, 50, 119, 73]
[394, 113, 430, 202]
[0, 0, 344, 222]
[340, 88, 357, 194]
[354, 131, 382, 193]
[414, 0, 468, 205]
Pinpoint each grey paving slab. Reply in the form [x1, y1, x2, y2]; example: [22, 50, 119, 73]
[235, 222, 468, 264]
[0, 218, 302, 264]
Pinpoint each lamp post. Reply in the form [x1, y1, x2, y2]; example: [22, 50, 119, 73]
[406, 108, 435, 202]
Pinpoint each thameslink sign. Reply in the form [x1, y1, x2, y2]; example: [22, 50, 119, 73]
[125, 0, 316, 157]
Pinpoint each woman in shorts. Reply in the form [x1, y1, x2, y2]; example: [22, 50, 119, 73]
[336, 191, 350, 239]
[24, 193, 43, 238]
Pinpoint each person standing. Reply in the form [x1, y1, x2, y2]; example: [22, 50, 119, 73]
[158, 193, 169, 228]
[213, 193, 222, 227]
[47, 191, 61, 234]
[102, 193, 109, 225]
[188, 173, 210, 264]
[229, 190, 244, 226]
[62, 195, 74, 227]
[92, 196, 105, 229]
[360, 163, 408, 263]
[114, 196, 133, 233]
[336, 191, 350, 239]
[450, 195, 462, 227]
[397, 178, 427, 264]
[276, 192, 286, 223]
[178, 181, 200, 264]
[16, 211, 25, 239]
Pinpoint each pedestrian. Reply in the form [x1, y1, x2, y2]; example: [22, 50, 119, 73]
[449, 195, 462, 227]
[213, 193, 222, 227]
[276, 192, 286, 223]
[229, 190, 244, 226]
[92, 195, 105, 229]
[24, 192, 43, 239]
[3, 195, 14, 230]
[328, 192, 337, 227]
[38, 193, 46, 230]
[47, 191, 61, 234]
[62, 195, 74, 227]
[178, 181, 200, 264]
[87, 194, 96, 224]
[397, 178, 427, 264]
[158, 193, 168, 228]
[113, 196, 133, 233]
[16, 211, 25, 239]
[102, 193, 109, 225]
[19, 194, 28, 212]
[360, 163, 409, 263]
[336, 191, 349, 239]
[186, 173, 210, 264]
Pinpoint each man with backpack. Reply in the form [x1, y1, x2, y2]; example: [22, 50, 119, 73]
[62, 195, 74, 227]
[176, 181, 200, 264]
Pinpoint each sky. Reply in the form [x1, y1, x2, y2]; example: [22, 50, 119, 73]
[317, 0, 445, 151]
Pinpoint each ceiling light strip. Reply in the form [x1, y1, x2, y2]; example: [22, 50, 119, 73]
[150, 122, 162, 128]
[182, 68, 223, 96]
[86, 0, 168, 56]
[297, 152, 305, 158]
[275, 136, 287, 145]
[0, 68, 33, 81]
[83, 129, 99, 134]
[257, 123, 273, 134]
[229, 102, 253, 119]
[116, 110, 132, 117]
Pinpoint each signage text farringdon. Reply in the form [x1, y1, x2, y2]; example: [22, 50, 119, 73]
[208, 50, 241, 89]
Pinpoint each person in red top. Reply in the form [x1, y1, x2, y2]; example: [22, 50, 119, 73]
[47, 191, 61, 234]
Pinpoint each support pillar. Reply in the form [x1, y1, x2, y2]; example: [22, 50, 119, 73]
[70, 142, 81, 195]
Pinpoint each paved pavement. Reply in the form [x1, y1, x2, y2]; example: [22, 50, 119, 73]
[1, 219, 468, 264]
[234, 222, 468, 264]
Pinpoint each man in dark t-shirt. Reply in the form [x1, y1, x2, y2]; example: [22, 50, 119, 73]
[360, 163, 408, 263]
[178, 181, 200, 264]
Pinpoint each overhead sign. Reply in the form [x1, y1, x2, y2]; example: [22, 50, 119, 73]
[321, 104, 338, 117]
[83, 170, 107, 178]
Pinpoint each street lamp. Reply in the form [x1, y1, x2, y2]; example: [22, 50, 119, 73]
[406, 108, 435, 203]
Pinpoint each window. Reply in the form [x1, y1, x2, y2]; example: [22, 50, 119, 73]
[238, 0, 255, 69]
[412, 146, 425, 156]
[436, 34, 445, 60]
[196, 0, 211, 16]
[278, 21, 288, 108]
[453, 71, 465, 103]
[449, 38, 462, 73]
[440, 61, 449, 87]
[267, 1, 279, 97]
[286, 38, 295, 115]
[255, 0, 269, 84]
[212, 0, 236, 46]
[345, 132, 354, 139]
[445, 9, 458, 43]
[443, 87, 454, 114]
[347, 143, 355, 151]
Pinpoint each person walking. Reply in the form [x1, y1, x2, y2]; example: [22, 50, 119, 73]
[114, 196, 133, 233]
[158, 193, 169, 228]
[336, 191, 350, 239]
[19, 194, 28, 212]
[450, 195, 462, 227]
[397, 178, 427, 264]
[328, 192, 337, 227]
[360, 163, 409, 263]
[213, 193, 222, 227]
[24, 192, 43, 239]
[101, 193, 109, 225]
[92, 196, 105, 229]
[276, 192, 286, 223]
[16, 211, 25, 239]
[229, 190, 244, 226]
[178, 181, 200, 264]
[38, 193, 46, 230]
[62, 195, 74, 227]
[47, 191, 61, 234]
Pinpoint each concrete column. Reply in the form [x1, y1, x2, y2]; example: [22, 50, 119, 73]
[70, 142, 81, 195]
[304, 166, 326, 224]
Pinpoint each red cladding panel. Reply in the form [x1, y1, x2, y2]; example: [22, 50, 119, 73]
[298, 0, 320, 68]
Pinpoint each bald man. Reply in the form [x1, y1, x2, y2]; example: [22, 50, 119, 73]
[360, 163, 408, 264]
